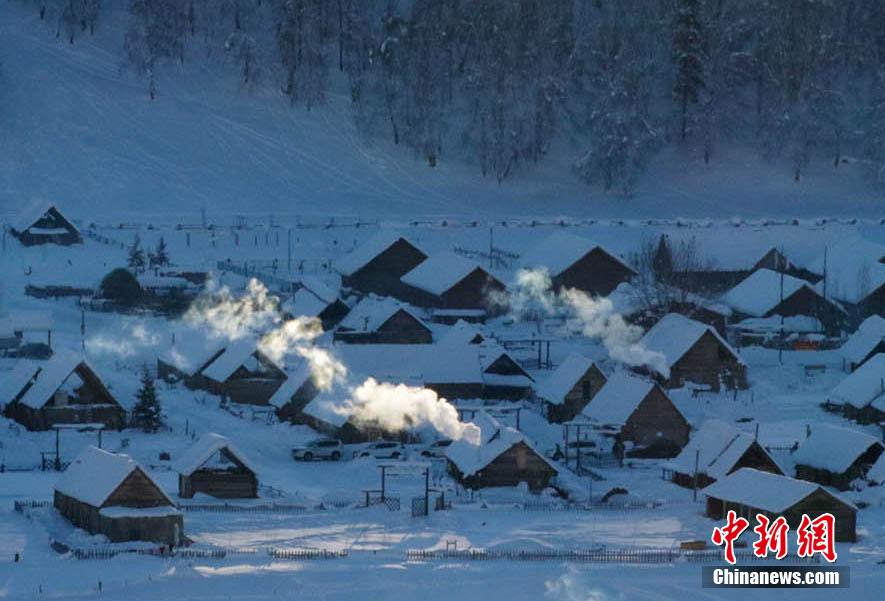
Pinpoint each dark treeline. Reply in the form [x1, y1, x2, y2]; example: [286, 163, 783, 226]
[21, 0, 885, 196]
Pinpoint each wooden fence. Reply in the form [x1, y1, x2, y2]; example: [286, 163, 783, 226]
[67, 545, 346, 561]
[406, 548, 821, 564]
[521, 500, 665, 512]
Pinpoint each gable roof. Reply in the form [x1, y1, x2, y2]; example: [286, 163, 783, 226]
[445, 411, 557, 477]
[808, 238, 885, 304]
[54, 446, 174, 507]
[335, 232, 426, 277]
[199, 338, 281, 383]
[158, 329, 228, 377]
[267, 362, 315, 409]
[721, 269, 818, 317]
[840, 316, 885, 366]
[640, 313, 743, 371]
[299, 276, 339, 304]
[282, 288, 332, 319]
[868, 452, 885, 485]
[173, 433, 258, 476]
[580, 372, 660, 425]
[337, 296, 426, 333]
[703, 468, 855, 513]
[401, 253, 495, 296]
[519, 231, 633, 277]
[829, 354, 885, 409]
[0, 354, 116, 410]
[536, 354, 600, 405]
[669, 420, 776, 480]
[14, 203, 79, 234]
[792, 424, 883, 474]
[439, 320, 487, 347]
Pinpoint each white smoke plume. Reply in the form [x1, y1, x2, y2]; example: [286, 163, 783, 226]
[332, 378, 482, 445]
[508, 268, 669, 377]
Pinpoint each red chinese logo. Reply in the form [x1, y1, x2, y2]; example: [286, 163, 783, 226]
[711, 512, 838, 564]
[711, 510, 749, 565]
[796, 513, 837, 563]
[753, 514, 790, 560]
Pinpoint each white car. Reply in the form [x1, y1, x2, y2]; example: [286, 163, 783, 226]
[420, 439, 453, 458]
[291, 439, 343, 461]
[355, 441, 405, 460]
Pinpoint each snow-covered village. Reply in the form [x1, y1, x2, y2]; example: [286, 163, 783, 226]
[1, 2, 885, 600]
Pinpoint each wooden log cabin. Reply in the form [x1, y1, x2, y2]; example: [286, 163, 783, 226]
[827, 354, 885, 424]
[11, 204, 82, 246]
[668, 420, 783, 489]
[638, 313, 748, 391]
[792, 424, 884, 491]
[175, 433, 259, 499]
[399, 252, 507, 317]
[839, 316, 885, 372]
[579, 372, 690, 458]
[333, 296, 432, 344]
[281, 277, 350, 330]
[536, 354, 607, 423]
[445, 412, 558, 492]
[518, 231, 636, 297]
[54, 446, 183, 545]
[703, 468, 858, 542]
[335, 232, 428, 298]
[2, 354, 125, 431]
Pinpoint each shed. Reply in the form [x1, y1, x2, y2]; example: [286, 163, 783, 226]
[839, 315, 885, 372]
[333, 296, 432, 344]
[668, 419, 783, 488]
[54, 446, 182, 545]
[703, 468, 857, 542]
[827, 354, 885, 424]
[445, 412, 558, 491]
[721, 269, 845, 335]
[535, 354, 607, 423]
[792, 424, 884, 490]
[11, 204, 82, 246]
[399, 253, 506, 316]
[1, 354, 125, 431]
[519, 231, 636, 297]
[175, 433, 258, 499]
[190, 338, 287, 405]
[479, 345, 534, 400]
[639, 313, 748, 391]
[335, 232, 428, 297]
[579, 372, 689, 457]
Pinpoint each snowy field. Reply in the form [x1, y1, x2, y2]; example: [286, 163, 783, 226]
[0, 217, 884, 600]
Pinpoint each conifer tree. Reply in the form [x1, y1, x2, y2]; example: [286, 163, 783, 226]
[132, 368, 164, 432]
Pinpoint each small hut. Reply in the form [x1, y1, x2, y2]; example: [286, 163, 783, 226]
[518, 231, 636, 297]
[639, 313, 748, 391]
[281, 277, 350, 330]
[536, 354, 607, 423]
[54, 446, 182, 545]
[668, 420, 783, 489]
[11, 204, 82, 246]
[792, 424, 884, 491]
[827, 354, 885, 424]
[399, 252, 507, 317]
[190, 339, 287, 405]
[840, 316, 885, 372]
[579, 372, 689, 457]
[703, 468, 857, 542]
[335, 232, 428, 297]
[445, 412, 558, 491]
[2, 354, 125, 431]
[479, 345, 534, 400]
[333, 296, 432, 344]
[175, 433, 258, 499]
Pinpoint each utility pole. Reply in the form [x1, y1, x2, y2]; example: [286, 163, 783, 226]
[779, 252, 785, 365]
[488, 227, 494, 270]
[692, 449, 700, 502]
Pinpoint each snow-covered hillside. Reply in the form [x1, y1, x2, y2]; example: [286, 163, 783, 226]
[0, 3, 882, 222]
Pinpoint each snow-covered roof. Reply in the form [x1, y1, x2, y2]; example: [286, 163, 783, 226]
[54, 446, 174, 508]
[519, 231, 632, 277]
[302, 386, 351, 427]
[438, 320, 487, 347]
[703, 468, 854, 513]
[868, 452, 885, 485]
[299, 276, 339, 304]
[735, 315, 824, 334]
[640, 313, 743, 371]
[721, 269, 816, 317]
[400, 253, 491, 296]
[807, 238, 885, 304]
[267, 362, 314, 409]
[580, 372, 659, 426]
[536, 354, 599, 405]
[282, 288, 331, 319]
[0, 353, 114, 410]
[478, 344, 533, 382]
[14, 203, 78, 233]
[337, 296, 425, 333]
[200, 338, 280, 383]
[840, 316, 885, 366]
[828, 354, 885, 409]
[173, 433, 258, 476]
[137, 275, 194, 289]
[335, 344, 483, 385]
[792, 424, 883, 474]
[445, 411, 557, 477]
[158, 330, 227, 377]
[669, 420, 770, 479]
[335, 231, 425, 277]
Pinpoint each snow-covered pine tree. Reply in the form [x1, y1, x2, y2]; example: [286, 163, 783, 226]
[673, 0, 705, 141]
[132, 368, 164, 432]
[127, 233, 146, 273]
[150, 236, 170, 268]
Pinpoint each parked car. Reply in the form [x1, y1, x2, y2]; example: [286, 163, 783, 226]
[355, 440, 405, 460]
[419, 439, 453, 458]
[291, 438, 343, 461]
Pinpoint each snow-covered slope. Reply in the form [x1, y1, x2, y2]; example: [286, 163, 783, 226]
[0, 3, 882, 222]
